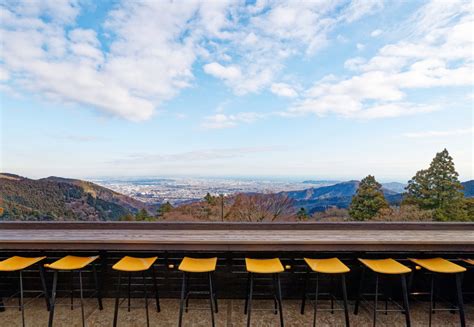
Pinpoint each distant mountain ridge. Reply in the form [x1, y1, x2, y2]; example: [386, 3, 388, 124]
[0, 173, 157, 221]
[381, 182, 407, 193]
[284, 179, 473, 213]
[463, 180, 474, 197]
[282, 180, 403, 214]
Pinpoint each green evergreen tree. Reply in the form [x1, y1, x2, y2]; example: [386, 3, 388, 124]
[464, 198, 474, 221]
[296, 207, 309, 220]
[404, 169, 433, 209]
[135, 208, 149, 221]
[204, 192, 216, 205]
[404, 149, 468, 221]
[349, 175, 388, 221]
[157, 201, 173, 217]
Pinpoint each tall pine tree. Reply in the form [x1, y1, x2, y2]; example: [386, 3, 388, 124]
[404, 149, 468, 221]
[349, 175, 388, 221]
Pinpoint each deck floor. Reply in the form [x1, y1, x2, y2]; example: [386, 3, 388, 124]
[1, 297, 472, 326]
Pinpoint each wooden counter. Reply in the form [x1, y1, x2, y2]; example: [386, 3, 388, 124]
[1, 222, 473, 252]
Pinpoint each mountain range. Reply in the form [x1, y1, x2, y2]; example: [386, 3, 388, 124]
[1, 173, 472, 220]
[282, 180, 473, 214]
[0, 173, 157, 221]
[281, 181, 401, 213]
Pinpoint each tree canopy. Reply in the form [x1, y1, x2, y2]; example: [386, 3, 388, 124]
[349, 175, 388, 221]
[404, 149, 469, 221]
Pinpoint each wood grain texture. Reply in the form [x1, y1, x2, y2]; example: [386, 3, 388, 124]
[0, 225, 473, 251]
[1, 221, 473, 230]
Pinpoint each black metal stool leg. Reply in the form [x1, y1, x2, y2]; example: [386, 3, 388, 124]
[354, 267, 365, 315]
[246, 273, 253, 327]
[142, 272, 149, 327]
[313, 273, 319, 327]
[455, 273, 466, 327]
[18, 276, 21, 311]
[178, 272, 186, 327]
[330, 275, 335, 314]
[70, 271, 74, 310]
[19, 271, 25, 327]
[151, 265, 160, 312]
[210, 272, 218, 313]
[214, 291, 218, 314]
[276, 274, 284, 327]
[407, 270, 415, 295]
[429, 273, 434, 327]
[127, 273, 131, 312]
[401, 274, 411, 327]
[244, 272, 250, 315]
[48, 271, 58, 327]
[341, 274, 350, 327]
[185, 273, 190, 313]
[272, 274, 278, 315]
[92, 263, 103, 310]
[301, 271, 309, 314]
[208, 272, 216, 327]
[79, 270, 85, 327]
[373, 274, 379, 327]
[113, 272, 122, 327]
[39, 264, 50, 311]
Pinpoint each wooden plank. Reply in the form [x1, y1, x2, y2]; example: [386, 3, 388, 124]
[0, 227, 473, 251]
[1, 221, 473, 230]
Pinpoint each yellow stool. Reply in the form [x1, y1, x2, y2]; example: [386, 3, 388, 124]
[178, 257, 218, 327]
[462, 258, 474, 266]
[45, 255, 102, 327]
[354, 259, 411, 327]
[301, 258, 350, 326]
[112, 256, 159, 327]
[409, 258, 466, 327]
[0, 256, 48, 327]
[245, 258, 285, 327]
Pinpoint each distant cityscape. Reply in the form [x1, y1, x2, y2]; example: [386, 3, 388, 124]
[94, 178, 340, 205]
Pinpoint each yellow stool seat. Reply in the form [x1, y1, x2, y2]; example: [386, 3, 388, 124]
[462, 258, 474, 266]
[409, 258, 466, 274]
[0, 256, 46, 271]
[304, 258, 350, 274]
[45, 255, 99, 270]
[112, 256, 157, 272]
[178, 257, 217, 273]
[359, 258, 411, 275]
[245, 258, 284, 274]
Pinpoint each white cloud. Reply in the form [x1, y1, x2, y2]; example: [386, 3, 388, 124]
[288, 0, 473, 120]
[0, 66, 9, 81]
[403, 128, 473, 138]
[344, 57, 366, 71]
[202, 112, 264, 129]
[3, 0, 468, 124]
[270, 83, 298, 97]
[371, 29, 383, 37]
[356, 43, 365, 50]
[0, 1, 207, 121]
[0, 1, 383, 118]
[341, 0, 383, 23]
[203, 62, 241, 80]
[199, 0, 383, 95]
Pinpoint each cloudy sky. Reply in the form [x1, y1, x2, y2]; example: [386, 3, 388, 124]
[0, 0, 472, 181]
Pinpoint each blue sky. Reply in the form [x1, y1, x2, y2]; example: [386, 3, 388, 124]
[0, 0, 472, 182]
